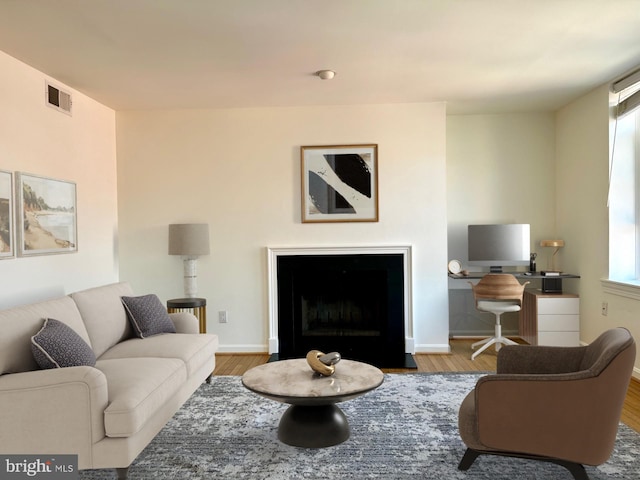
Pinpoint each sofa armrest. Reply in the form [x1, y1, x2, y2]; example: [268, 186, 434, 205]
[497, 344, 587, 374]
[0, 366, 109, 457]
[168, 312, 200, 334]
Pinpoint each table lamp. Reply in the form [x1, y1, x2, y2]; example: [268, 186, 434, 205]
[540, 239, 564, 272]
[168, 223, 210, 297]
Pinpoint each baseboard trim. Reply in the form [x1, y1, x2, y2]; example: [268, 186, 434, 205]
[414, 343, 451, 354]
[216, 344, 267, 353]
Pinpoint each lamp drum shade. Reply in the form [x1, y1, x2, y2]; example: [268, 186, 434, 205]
[168, 224, 210, 256]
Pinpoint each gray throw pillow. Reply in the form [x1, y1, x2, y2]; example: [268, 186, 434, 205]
[121, 294, 176, 338]
[31, 318, 97, 369]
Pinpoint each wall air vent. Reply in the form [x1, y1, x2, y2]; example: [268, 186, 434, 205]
[45, 81, 72, 115]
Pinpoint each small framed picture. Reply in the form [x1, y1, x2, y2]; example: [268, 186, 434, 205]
[301, 144, 378, 223]
[16, 172, 77, 256]
[0, 170, 14, 259]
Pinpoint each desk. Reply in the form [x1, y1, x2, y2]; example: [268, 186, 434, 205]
[520, 290, 580, 346]
[167, 298, 207, 333]
[448, 272, 581, 346]
[448, 272, 580, 294]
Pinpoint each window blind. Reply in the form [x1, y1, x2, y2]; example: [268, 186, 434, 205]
[616, 90, 640, 118]
[613, 67, 640, 117]
[612, 68, 640, 93]
[608, 66, 640, 206]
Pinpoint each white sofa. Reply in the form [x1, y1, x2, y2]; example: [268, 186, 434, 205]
[0, 282, 218, 479]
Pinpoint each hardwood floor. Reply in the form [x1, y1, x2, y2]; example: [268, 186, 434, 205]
[213, 339, 640, 433]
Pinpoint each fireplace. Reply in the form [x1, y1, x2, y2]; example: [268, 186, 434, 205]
[267, 246, 415, 368]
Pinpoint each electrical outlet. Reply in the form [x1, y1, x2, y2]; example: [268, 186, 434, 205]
[218, 311, 228, 323]
[601, 302, 608, 316]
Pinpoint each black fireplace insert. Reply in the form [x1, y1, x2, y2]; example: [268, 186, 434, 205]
[276, 254, 408, 367]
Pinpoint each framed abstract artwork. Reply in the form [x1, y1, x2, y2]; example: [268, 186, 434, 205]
[0, 170, 14, 259]
[301, 144, 378, 223]
[16, 172, 77, 256]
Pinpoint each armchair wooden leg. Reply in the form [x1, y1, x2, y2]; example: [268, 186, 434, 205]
[458, 448, 590, 480]
[458, 448, 480, 470]
[116, 467, 129, 479]
[553, 459, 589, 480]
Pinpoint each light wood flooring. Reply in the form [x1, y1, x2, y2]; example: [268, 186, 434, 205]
[213, 339, 640, 434]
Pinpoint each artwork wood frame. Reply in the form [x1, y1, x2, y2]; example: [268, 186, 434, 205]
[16, 172, 77, 256]
[0, 170, 14, 259]
[301, 144, 379, 223]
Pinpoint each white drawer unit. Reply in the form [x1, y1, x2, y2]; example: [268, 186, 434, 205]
[519, 290, 580, 346]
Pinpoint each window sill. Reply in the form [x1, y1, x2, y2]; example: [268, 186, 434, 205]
[601, 278, 640, 300]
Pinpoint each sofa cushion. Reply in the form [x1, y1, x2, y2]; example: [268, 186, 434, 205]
[31, 318, 97, 369]
[97, 357, 187, 437]
[71, 282, 134, 358]
[121, 294, 176, 338]
[98, 333, 218, 377]
[0, 296, 90, 375]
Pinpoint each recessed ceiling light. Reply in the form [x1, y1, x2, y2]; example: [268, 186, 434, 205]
[316, 70, 336, 80]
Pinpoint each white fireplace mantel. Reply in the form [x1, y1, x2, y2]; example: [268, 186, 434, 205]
[266, 245, 414, 355]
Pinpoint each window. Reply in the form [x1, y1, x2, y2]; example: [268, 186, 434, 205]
[607, 70, 640, 296]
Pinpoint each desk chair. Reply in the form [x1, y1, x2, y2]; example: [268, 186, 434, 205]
[469, 274, 529, 360]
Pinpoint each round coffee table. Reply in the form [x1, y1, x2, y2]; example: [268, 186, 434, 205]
[241, 358, 384, 448]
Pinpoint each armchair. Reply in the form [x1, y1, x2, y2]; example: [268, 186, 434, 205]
[458, 327, 636, 480]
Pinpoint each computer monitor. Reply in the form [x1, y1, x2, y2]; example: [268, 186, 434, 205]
[467, 224, 530, 272]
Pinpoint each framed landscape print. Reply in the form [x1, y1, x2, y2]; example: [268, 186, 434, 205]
[301, 144, 378, 223]
[16, 172, 77, 256]
[0, 170, 14, 259]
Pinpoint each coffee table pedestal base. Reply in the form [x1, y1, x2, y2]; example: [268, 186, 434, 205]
[278, 404, 350, 448]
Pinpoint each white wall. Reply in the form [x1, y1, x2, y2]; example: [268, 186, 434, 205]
[446, 113, 557, 335]
[556, 85, 640, 376]
[0, 51, 118, 308]
[116, 103, 449, 353]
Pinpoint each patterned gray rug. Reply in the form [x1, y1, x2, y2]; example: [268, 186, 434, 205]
[80, 373, 639, 479]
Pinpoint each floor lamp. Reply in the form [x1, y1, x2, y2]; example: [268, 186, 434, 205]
[168, 223, 210, 298]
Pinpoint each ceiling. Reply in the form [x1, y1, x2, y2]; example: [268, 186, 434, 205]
[1, 0, 640, 113]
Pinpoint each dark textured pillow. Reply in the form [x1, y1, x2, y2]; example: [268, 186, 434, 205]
[31, 318, 97, 369]
[121, 294, 176, 338]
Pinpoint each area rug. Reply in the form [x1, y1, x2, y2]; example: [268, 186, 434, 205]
[79, 373, 640, 479]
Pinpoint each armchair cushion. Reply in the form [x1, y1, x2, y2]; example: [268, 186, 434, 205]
[497, 344, 587, 374]
[31, 318, 97, 369]
[121, 294, 176, 339]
